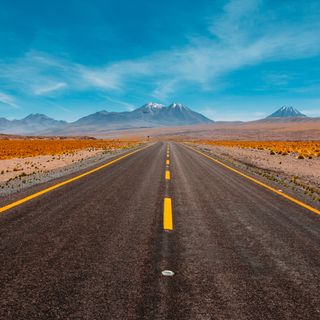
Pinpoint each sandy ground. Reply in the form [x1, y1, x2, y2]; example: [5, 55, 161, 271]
[194, 144, 320, 185]
[0, 149, 101, 182]
[191, 143, 320, 205]
[92, 121, 320, 141]
[0, 146, 143, 197]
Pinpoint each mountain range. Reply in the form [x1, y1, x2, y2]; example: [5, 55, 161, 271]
[0, 104, 318, 135]
[0, 114, 67, 135]
[0, 103, 213, 135]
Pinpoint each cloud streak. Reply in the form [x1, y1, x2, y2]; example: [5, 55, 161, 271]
[1, 0, 320, 103]
[0, 92, 19, 109]
[33, 82, 67, 95]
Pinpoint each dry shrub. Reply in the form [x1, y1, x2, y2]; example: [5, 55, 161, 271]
[0, 140, 140, 160]
[195, 140, 320, 159]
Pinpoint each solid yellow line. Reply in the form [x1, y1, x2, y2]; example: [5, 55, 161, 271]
[163, 197, 173, 230]
[165, 170, 171, 180]
[166, 159, 170, 165]
[185, 144, 320, 216]
[0, 146, 149, 214]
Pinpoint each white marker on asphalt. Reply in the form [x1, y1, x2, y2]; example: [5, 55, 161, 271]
[162, 270, 175, 277]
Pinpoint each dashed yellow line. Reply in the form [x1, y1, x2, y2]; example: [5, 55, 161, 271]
[165, 170, 171, 180]
[163, 197, 173, 230]
[166, 159, 170, 165]
[186, 144, 320, 216]
[0, 146, 149, 214]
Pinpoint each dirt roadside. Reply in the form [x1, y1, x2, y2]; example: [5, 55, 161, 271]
[190, 143, 320, 209]
[0, 145, 145, 197]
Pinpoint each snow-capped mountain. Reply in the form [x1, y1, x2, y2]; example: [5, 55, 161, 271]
[141, 102, 166, 111]
[267, 106, 307, 118]
[0, 102, 213, 134]
[133, 102, 212, 125]
[67, 102, 213, 132]
[170, 103, 185, 109]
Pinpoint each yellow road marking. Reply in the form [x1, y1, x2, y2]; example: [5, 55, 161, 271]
[166, 159, 170, 165]
[165, 170, 171, 180]
[163, 197, 173, 230]
[0, 146, 149, 214]
[186, 144, 320, 216]
[167, 153, 170, 158]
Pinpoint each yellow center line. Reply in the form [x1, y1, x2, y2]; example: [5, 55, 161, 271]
[166, 159, 170, 165]
[165, 170, 171, 180]
[185, 144, 320, 216]
[0, 145, 149, 214]
[163, 197, 173, 230]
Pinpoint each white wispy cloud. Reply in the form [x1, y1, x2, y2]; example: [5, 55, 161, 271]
[0, 51, 76, 96]
[79, 60, 150, 91]
[79, 0, 320, 95]
[0, 92, 18, 108]
[152, 79, 178, 100]
[1, 0, 320, 100]
[33, 82, 67, 95]
[104, 96, 136, 111]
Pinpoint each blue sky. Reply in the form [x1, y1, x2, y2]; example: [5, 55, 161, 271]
[0, 0, 320, 121]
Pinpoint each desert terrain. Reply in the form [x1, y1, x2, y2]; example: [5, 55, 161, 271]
[0, 138, 141, 195]
[188, 140, 320, 208]
[88, 120, 320, 141]
[0, 121, 319, 202]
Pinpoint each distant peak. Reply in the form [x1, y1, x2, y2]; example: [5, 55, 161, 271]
[267, 106, 306, 118]
[24, 113, 51, 120]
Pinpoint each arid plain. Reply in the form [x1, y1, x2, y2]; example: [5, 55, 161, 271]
[0, 120, 319, 209]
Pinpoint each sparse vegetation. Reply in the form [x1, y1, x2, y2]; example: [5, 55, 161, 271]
[193, 141, 320, 205]
[194, 140, 320, 159]
[0, 140, 140, 160]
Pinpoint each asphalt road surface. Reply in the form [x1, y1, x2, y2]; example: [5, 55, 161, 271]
[0, 142, 319, 319]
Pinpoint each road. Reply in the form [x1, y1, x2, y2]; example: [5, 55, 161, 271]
[0, 142, 319, 319]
